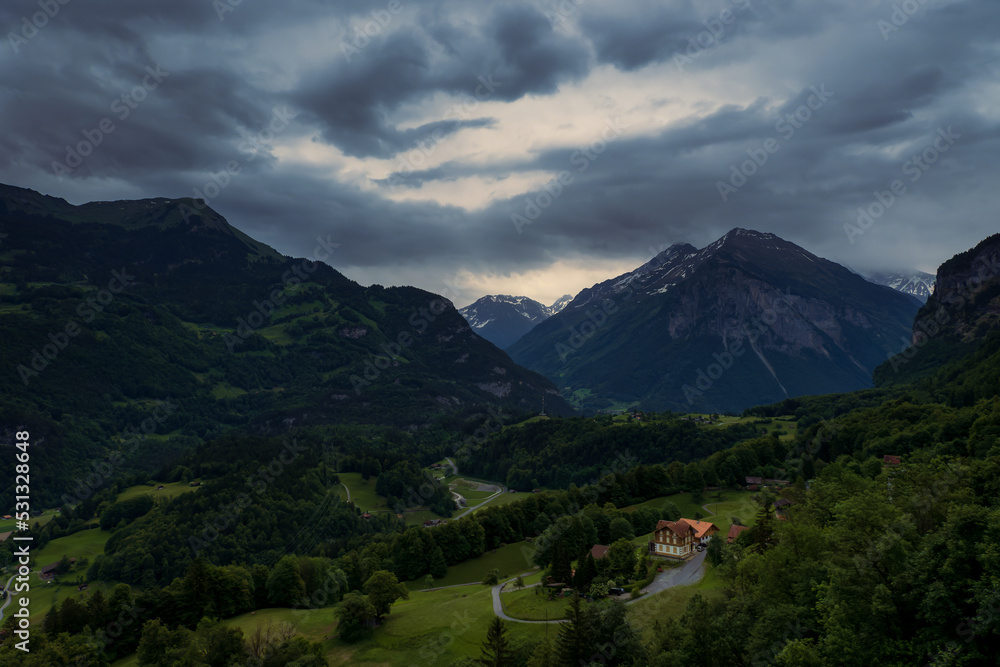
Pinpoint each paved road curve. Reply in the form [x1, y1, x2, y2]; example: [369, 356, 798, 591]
[491, 550, 708, 623]
[640, 550, 707, 595]
[446, 457, 505, 519]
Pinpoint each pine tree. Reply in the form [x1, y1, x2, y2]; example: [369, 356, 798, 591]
[429, 546, 447, 579]
[43, 604, 60, 634]
[550, 540, 572, 585]
[480, 616, 512, 666]
[574, 553, 598, 593]
[556, 592, 591, 666]
[527, 635, 557, 667]
[748, 503, 778, 553]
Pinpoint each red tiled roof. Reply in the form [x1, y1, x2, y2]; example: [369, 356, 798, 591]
[590, 544, 610, 559]
[727, 524, 749, 542]
[655, 520, 697, 539]
[678, 518, 718, 540]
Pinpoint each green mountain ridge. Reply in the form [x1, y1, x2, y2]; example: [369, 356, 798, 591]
[0, 183, 572, 508]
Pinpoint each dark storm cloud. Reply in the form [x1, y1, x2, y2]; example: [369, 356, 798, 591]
[294, 3, 589, 158]
[579, 1, 716, 71]
[0, 0, 997, 299]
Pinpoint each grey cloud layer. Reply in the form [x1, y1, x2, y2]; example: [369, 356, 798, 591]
[0, 0, 997, 296]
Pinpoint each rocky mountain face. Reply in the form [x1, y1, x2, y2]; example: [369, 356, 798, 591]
[875, 233, 1000, 385]
[460, 293, 572, 349]
[916, 234, 1000, 342]
[866, 270, 936, 302]
[508, 229, 922, 413]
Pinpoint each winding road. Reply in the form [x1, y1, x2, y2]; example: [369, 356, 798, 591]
[0, 574, 16, 621]
[445, 457, 506, 519]
[491, 550, 708, 623]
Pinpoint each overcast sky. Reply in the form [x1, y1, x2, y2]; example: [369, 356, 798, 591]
[1, 0, 997, 307]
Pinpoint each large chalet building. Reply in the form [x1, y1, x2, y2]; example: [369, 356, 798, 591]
[650, 518, 718, 559]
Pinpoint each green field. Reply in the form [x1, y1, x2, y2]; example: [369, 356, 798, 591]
[500, 586, 571, 621]
[337, 473, 390, 513]
[116, 480, 201, 503]
[456, 489, 497, 504]
[216, 582, 549, 667]
[472, 491, 533, 510]
[0, 511, 56, 533]
[24, 580, 117, 623]
[408, 541, 539, 591]
[227, 605, 336, 647]
[1, 524, 114, 623]
[32, 526, 110, 569]
[105, 584, 521, 666]
[210, 382, 248, 399]
[329, 582, 548, 666]
[685, 414, 798, 441]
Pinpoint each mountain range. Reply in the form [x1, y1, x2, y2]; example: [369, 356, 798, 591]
[507, 228, 922, 413]
[459, 293, 572, 348]
[0, 183, 571, 506]
[0, 180, 984, 505]
[865, 270, 936, 302]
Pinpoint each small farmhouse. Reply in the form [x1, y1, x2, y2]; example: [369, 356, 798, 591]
[650, 518, 718, 559]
